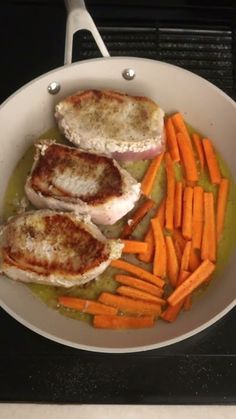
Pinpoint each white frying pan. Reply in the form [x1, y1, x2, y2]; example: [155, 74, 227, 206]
[0, 0, 236, 353]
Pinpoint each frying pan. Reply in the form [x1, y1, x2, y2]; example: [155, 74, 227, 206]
[0, 0, 236, 353]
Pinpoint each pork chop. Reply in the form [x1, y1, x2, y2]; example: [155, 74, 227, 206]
[25, 141, 141, 225]
[0, 210, 123, 287]
[55, 90, 165, 160]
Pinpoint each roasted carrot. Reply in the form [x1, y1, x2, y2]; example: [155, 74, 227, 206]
[165, 118, 180, 162]
[174, 181, 183, 229]
[177, 132, 199, 183]
[183, 295, 192, 311]
[141, 152, 164, 196]
[122, 240, 148, 254]
[98, 292, 162, 316]
[151, 218, 167, 278]
[216, 178, 230, 241]
[174, 239, 183, 265]
[168, 259, 215, 306]
[166, 235, 179, 288]
[115, 275, 164, 297]
[110, 259, 165, 288]
[177, 270, 191, 286]
[93, 314, 155, 329]
[202, 138, 221, 184]
[180, 241, 192, 272]
[162, 271, 190, 321]
[192, 132, 205, 170]
[171, 112, 192, 146]
[121, 198, 155, 239]
[192, 186, 204, 249]
[201, 192, 217, 262]
[138, 199, 165, 263]
[165, 152, 175, 231]
[58, 296, 118, 316]
[173, 229, 186, 252]
[189, 246, 201, 272]
[182, 186, 193, 240]
[116, 286, 166, 305]
[138, 228, 154, 263]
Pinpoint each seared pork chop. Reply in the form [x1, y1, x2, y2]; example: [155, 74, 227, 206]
[55, 90, 165, 160]
[25, 141, 141, 225]
[0, 210, 123, 287]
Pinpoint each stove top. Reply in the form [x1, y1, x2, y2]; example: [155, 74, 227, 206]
[1, 0, 236, 404]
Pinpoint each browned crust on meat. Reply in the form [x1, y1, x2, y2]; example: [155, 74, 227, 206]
[2, 214, 108, 276]
[30, 143, 123, 205]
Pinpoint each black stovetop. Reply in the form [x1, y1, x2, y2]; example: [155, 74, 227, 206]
[1, 0, 236, 404]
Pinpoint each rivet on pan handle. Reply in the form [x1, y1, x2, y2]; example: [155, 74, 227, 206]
[64, 0, 110, 65]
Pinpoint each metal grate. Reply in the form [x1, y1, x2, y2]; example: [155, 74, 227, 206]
[73, 26, 236, 99]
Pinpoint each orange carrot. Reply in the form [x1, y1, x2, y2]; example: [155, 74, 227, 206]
[180, 241, 192, 272]
[162, 271, 190, 321]
[192, 186, 204, 249]
[121, 198, 155, 239]
[141, 152, 164, 196]
[182, 187, 193, 240]
[98, 292, 162, 316]
[166, 235, 179, 288]
[174, 181, 183, 229]
[177, 132, 199, 183]
[110, 259, 165, 288]
[189, 246, 201, 272]
[115, 275, 164, 297]
[172, 112, 192, 146]
[174, 239, 183, 265]
[177, 270, 191, 286]
[192, 132, 205, 170]
[58, 296, 118, 316]
[216, 178, 230, 241]
[183, 295, 192, 311]
[202, 138, 221, 184]
[93, 314, 155, 329]
[168, 259, 215, 306]
[151, 218, 167, 278]
[122, 240, 148, 254]
[154, 198, 166, 229]
[116, 286, 166, 305]
[138, 199, 165, 263]
[201, 192, 217, 262]
[173, 229, 186, 252]
[165, 152, 175, 231]
[165, 118, 180, 162]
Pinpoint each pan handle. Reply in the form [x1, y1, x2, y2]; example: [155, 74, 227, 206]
[64, 0, 110, 65]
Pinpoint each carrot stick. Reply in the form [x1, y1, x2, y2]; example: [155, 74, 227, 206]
[173, 229, 186, 252]
[161, 301, 183, 322]
[192, 133, 205, 170]
[58, 296, 118, 316]
[154, 198, 166, 229]
[182, 187, 193, 240]
[93, 314, 155, 329]
[201, 192, 217, 262]
[115, 275, 164, 297]
[177, 270, 191, 286]
[98, 292, 162, 316]
[189, 246, 201, 272]
[138, 199, 165, 263]
[151, 218, 167, 278]
[183, 295, 192, 311]
[192, 186, 204, 249]
[165, 118, 180, 162]
[177, 132, 199, 183]
[141, 152, 164, 196]
[174, 239, 183, 265]
[202, 138, 221, 184]
[165, 152, 175, 231]
[110, 259, 165, 288]
[122, 240, 148, 254]
[174, 181, 183, 229]
[168, 259, 215, 306]
[116, 286, 166, 305]
[121, 198, 155, 239]
[172, 112, 192, 146]
[166, 235, 179, 288]
[180, 241, 192, 272]
[216, 178, 230, 241]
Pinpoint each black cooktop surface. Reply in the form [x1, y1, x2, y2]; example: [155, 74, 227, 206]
[1, 0, 236, 404]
